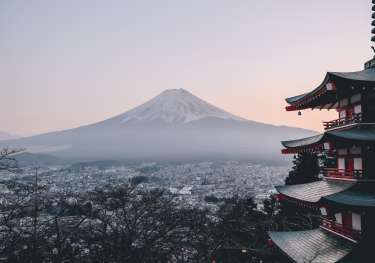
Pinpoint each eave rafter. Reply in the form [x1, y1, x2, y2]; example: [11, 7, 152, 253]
[285, 67, 375, 112]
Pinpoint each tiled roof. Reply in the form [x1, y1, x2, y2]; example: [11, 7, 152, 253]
[276, 180, 355, 204]
[323, 187, 375, 208]
[282, 124, 375, 150]
[269, 229, 354, 263]
[285, 67, 375, 110]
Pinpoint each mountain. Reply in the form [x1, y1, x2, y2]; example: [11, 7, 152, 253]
[0, 131, 20, 141]
[0, 89, 317, 163]
[117, 89, 245, 124]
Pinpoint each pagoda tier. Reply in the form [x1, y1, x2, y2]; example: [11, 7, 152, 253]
[318, 184, 375, 243]
[276, 180, 355, 205]
[281, 124, 375, 182]
[276, 182, 375, 243]
[281, 124, 375, 154]
[285, 66, 375, 114]
[268, 229, 354, 263]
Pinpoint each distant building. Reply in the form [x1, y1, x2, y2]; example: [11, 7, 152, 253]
[268, 2, 375, 262]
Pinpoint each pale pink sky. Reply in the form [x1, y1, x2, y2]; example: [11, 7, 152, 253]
[0, 0, 372, 136]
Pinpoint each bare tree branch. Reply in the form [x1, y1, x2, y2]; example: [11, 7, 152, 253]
[0, 147, 24, 173]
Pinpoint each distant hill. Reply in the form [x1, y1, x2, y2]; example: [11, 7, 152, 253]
[1, 89, 317, 163]
[0, 131, 20, 141]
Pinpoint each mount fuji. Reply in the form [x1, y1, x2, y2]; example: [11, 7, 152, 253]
[1, 89, 316, 163]
[117, 89, 245, 125]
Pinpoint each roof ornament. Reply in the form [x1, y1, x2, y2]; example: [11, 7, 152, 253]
[372, 0, 375, 53]
[367, 1, 375, 69]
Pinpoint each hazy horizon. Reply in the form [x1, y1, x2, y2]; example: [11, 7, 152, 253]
[1, 0, 373, 136]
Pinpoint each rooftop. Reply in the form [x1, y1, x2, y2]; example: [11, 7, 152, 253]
[269, 229, 354, 263]
[282, 124, 375, 152]
[285, 67, 375, 112]
[323, 186, 375, 209]
[276, 180, 355, 204]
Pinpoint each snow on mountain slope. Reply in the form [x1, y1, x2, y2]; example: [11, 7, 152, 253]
[118, 89, 245, 124]
[1, 89, 317, 163]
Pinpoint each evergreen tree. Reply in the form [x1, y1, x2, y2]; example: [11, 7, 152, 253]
[284, 152, 320, 185]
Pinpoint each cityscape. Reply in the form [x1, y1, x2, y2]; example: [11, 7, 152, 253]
[0, 161, 288, 210]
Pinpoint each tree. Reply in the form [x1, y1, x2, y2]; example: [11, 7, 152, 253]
[83, 185, 197, 263]
[0, 174, 279, 263]
[210, 196, 269, 263]
[285, 152, 320, 185]
[0, 179, 48, 262]
[265, 152, 321, 232]
[260, 153, 322, 261]
[0, 147, 23, 173]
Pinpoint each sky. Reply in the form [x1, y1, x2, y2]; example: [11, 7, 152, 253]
[0, 0, 373, 136]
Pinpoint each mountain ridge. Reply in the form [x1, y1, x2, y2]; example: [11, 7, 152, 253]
[1, 89, 317, 163]
[0, 131, 20, 141]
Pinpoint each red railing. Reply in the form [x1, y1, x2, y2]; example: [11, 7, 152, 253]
[321, 218, 361, 241]
[323, 113, 362, 130]
[322, 168, 363, 180]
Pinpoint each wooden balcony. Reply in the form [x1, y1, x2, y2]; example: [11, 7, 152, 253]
[321, 218, 361, 242]
[322, 168, 363, 180]
[323, 113, 362, 130]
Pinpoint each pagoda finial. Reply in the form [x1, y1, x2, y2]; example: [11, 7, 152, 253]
[372, 0, 375, 52]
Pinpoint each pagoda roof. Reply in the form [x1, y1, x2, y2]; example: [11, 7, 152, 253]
[282, 134, 324, 150]
[331, 68, 375, 82]
[268, 229, 354, 263]
[285, 67, 375, 111]
[323, 187, 375, 209]
[285, 93, 310, 104]
[276, 180, 355, 204]
[282, 124, 375, 152]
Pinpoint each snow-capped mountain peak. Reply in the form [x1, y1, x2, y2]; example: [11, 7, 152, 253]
[119, 89, 246, 124]
[1, 88, 317, 162]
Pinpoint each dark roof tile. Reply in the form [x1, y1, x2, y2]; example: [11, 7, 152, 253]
[269, 229, 354, 263]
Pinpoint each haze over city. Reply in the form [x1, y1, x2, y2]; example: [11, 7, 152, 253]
[1, 0, 373, 136]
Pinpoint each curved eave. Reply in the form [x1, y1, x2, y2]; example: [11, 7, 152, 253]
[281, 134, 325, 149]
[285, 73, 332, 111]
[329, 124, 375, 144]
[323, 188, 375, 209]
[285, 93, 310, 104]
[276, 180, 355, 204]
[285, 68, 375, 111]
[269, 229, 354, 263]
[331, 68, 375, 82]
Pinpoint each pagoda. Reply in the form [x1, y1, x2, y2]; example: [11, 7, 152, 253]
[268, 2, 375, 262]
